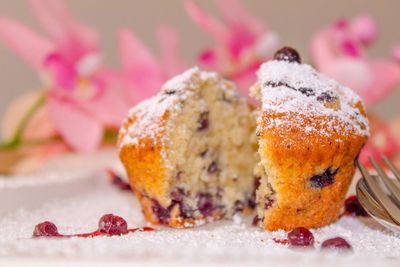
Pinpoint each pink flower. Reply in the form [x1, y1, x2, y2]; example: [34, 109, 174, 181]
[185, 0, 279, 93]
[1, 91, 56, 142]
[311, 15, 400, 106]
[359, 114, 400, 167]
[392, 44, 400, 64]
[0, 0, 130, 152]
[0, 90, 68, 174]
[117, 25, 187, 103]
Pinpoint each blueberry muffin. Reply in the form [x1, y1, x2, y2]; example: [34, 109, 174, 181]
[250, 47, 370, 231]
[118, 67, 257, 228]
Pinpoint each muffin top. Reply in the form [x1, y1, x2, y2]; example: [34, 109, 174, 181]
[251, 52, 370, 139]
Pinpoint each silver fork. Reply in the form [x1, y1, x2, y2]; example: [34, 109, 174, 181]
[356, 155, 400, 233]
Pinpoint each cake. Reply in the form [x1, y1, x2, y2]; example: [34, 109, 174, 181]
[118, 67, 257, 228]
[250, 47, 370, 231]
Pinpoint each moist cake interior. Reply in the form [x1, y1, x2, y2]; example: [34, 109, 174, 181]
[160, 72, 257, 221]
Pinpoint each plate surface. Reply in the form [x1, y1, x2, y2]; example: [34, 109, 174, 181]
[0, 163, 400, 266]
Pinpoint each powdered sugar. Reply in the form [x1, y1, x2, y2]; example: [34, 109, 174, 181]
[119, 68, 200, 149]
[162, 66, 218, 91]
[255, 61, 370, 137]
[118, 67, 229, 161]
[0, 172, 399, 265]
[119, 96, 176, 148]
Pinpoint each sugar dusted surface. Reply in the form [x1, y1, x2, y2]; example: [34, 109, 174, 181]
[118, 67, 221, 158]
[1, 171, 400, 265]
[255, 61, 370, 138]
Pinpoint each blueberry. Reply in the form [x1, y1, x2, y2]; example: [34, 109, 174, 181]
[197, 112, 209, 131]
[151, 201, 170, 224]
[264, 196, 274, 209]
[309, 167, 339, 188]
[234, 200, 244, 212]
[170, 188, 185, 203]
[198, 193, 214, 216]
[273, 47, 301, 63]
[207, 161, 218, 174]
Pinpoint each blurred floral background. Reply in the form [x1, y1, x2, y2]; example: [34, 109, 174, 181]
[0, 0, 399, 174]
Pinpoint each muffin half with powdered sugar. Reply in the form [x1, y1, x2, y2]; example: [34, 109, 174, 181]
[250, 47, 369, 231]
[118, 67, 257, 228]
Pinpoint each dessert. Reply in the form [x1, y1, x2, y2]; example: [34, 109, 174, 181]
[118, 67, 257, 228]
[251, 47, 369, 231]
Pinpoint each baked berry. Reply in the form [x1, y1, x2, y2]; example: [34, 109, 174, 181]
[264, 198, 274, 209]
[317, 91, 337, 103]
[198, 193, 214, 216]
[309, 167, 339, 188]
[344, 195, 368, 216]
[287, 227, 314, 247]
[33, 221, 59, 237]
[200, 149, 208, 158]
[151, 201, 170, 224]
[248, 194, 256, 209]
[164, 89, 176, 95]
[265, 81, 315, 96]
[170, 188, 185, 203]
[321, 237, 352, 251]
[207, 161, 218, 174]
[197, 112, 209, 131]
[252, 215, 261, 226]
[254, 176, 261, 189]
[98, 214, 128, 235]
[297, 87, 315, 97]
[234, 200, 244, 212]
[273, 47, 301, 63]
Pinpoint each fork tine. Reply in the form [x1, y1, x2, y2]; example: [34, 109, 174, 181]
[357, 160, 372, 183]
[357, 160, 400, 224]
[357, 179, 393, 221]
[357, 179, 400, 233]
[369, 156, 400, 204]
[382, 155, 400, 184]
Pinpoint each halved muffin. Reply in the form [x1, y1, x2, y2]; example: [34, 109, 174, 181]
[118, 67, 257, 228]
[250, 47, 370, 231]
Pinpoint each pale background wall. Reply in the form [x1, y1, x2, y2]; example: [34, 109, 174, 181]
[0, 0, 399, 124]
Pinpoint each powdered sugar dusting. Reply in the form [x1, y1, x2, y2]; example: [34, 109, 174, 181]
[162, 66, 218, 91]
[118, 67, 227, 161]
[255, 61, 370, 137]
[119, 67, 199, 149]
[0, 172, 399, 265]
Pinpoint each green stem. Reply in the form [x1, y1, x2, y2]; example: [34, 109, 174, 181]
[20, 136, 62, 147]
[103, 128, 118, 144]
[0, 93, 46, 150]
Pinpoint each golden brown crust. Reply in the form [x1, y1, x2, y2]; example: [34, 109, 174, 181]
[118, 110, 170, 206]
[259, 111, 367, 231]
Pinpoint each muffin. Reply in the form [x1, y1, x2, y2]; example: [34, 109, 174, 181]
[118, 67, 257, 228]
[250, 47, 370, 231]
